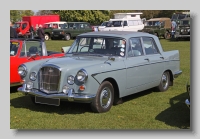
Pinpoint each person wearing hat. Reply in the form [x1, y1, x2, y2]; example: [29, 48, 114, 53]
[37, 24, 45, 43]
[121, 39, 126, 48]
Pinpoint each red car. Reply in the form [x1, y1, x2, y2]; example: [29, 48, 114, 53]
[10, 38, 65, 87]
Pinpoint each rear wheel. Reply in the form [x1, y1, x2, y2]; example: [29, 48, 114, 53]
[65, 34, 71, 41]
[90, 81, 114, 113]
[45, 34, 50, 40]
[156, 71, 170, 92]
[164, 32, 170, 39]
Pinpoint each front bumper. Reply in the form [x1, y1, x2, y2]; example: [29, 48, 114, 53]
[17, 84, 96, 103]
[176, 34, 190, 38]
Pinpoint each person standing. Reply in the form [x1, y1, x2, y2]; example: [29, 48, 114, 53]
[37, 24, 45, 43]
[29, 25, 34, 39]
[10, 21, 17, 38]
[171, 20, 177, 38]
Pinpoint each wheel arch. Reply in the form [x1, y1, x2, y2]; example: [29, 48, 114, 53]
[102, 77, 120, 104]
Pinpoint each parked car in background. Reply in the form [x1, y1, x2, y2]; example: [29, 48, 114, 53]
[17, 31, 182, 113]
[185, 81, 190, 108]
[10, 38, 65, 87]
[98, 21, 109, 31]
[43, 21, 67, 41]
[174, 17, 190, 40]
[51, 22, 93, 41]
[101, 13, 144, 32]
[138, 18, 171, 39]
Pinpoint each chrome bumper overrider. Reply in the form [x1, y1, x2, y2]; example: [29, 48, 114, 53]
[174, 70, 182, 78]
[17, 84, 96, 103]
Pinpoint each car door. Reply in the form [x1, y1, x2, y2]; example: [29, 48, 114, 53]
[124, 37, 151, 95]
[84, 23, 93, 33]
[141, 37, 165, 84]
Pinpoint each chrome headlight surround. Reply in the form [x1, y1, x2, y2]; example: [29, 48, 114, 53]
[29, 72, 37, 81]
[18, 64, 27, 78]
[76, 69, 88, 83]
[67, 75, 75, 85]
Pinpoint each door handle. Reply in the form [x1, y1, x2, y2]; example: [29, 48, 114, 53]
[144, 58, 149, 61]
[160, 56, 164, 59]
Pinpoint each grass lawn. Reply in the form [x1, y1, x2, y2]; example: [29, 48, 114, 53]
[10, 38, 190, 129]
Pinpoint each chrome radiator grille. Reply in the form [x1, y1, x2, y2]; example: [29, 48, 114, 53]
[39, 66, 61, 93]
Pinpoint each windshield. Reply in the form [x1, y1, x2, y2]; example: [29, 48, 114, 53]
[13, 23, 20, 28]
[106, 21, 123, 27]
[172, 14, 187, 20]
[68, 37, 127, 57]
[10, 41, 20, 56]
[101, 22, 108, 26]
[180, 20, 190, 25]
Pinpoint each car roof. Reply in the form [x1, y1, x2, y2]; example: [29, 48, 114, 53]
[45, 21, 67, 24]
[78, 31, 154, 38]
[147, 17, 171, 21]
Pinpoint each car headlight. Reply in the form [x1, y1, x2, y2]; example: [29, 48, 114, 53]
[52, 32, 54, 34]
[29, 72, 37, 81]
[67, 75, 75, 85]
[76, 69, 88, 83]
[18, 64, 27, 77]
[26, 82, 33, 90]
[181, 29, 184, 32]
[187, 29, 190, 32]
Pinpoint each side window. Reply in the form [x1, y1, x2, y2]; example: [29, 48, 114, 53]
[74, 23, 79, 29]
[84, 23, 90, 28]
[128, 37, 144, 57]
[142, 37, 159, 55]
[79, 24, 84, 29]
[123, 21, 128, 26]
[68, 23, 74, 29]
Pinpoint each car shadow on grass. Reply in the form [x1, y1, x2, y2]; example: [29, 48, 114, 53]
[10, 95, 93, 114]
[155, 92, 190, 129]
[10, 86, 22, 94]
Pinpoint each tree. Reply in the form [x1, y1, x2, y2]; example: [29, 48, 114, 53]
[52, 10, 110, 25]
[10, 10, 34, 23]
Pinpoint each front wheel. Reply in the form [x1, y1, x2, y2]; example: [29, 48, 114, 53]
[90, 81, 114, 113]
[156, 71, 170, 92]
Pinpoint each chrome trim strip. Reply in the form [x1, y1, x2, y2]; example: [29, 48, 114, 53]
[18, 87, 95, 103]
[174, 70, 182, 78]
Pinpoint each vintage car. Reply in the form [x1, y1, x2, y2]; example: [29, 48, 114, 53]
[17, 31, 182, 113]
[174, 17, 190, 40]
[185, 82, 190, 108]
[51, 22, 93, 41]
[138, 18, 171, 39]
[10, 38, 65, 87]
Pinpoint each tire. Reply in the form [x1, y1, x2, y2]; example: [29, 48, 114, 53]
[156, 71, 170, 92]
[90, 81, 114, 113]
[45, 34, 50, 41]
[164, 32, 170, 39]
[65, 34, 71, 41]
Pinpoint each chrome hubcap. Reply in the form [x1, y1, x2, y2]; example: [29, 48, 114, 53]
[162, 73, 168, 89]
[45, 35, 49, 40]
[100, 87, 111, 109]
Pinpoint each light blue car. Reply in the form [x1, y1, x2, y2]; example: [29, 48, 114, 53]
[17, 31, 182, 113]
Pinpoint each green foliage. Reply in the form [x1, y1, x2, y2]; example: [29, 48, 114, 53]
[10, 10, 34, 23]
[53, 10, 110, 25]
[10, 39, 190, 129]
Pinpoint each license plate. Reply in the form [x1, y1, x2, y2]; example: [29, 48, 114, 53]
[35, 96, 60, 106]
[54, 35, 58, 37]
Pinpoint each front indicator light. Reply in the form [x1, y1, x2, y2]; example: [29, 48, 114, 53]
[79, 85, 86, 91]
